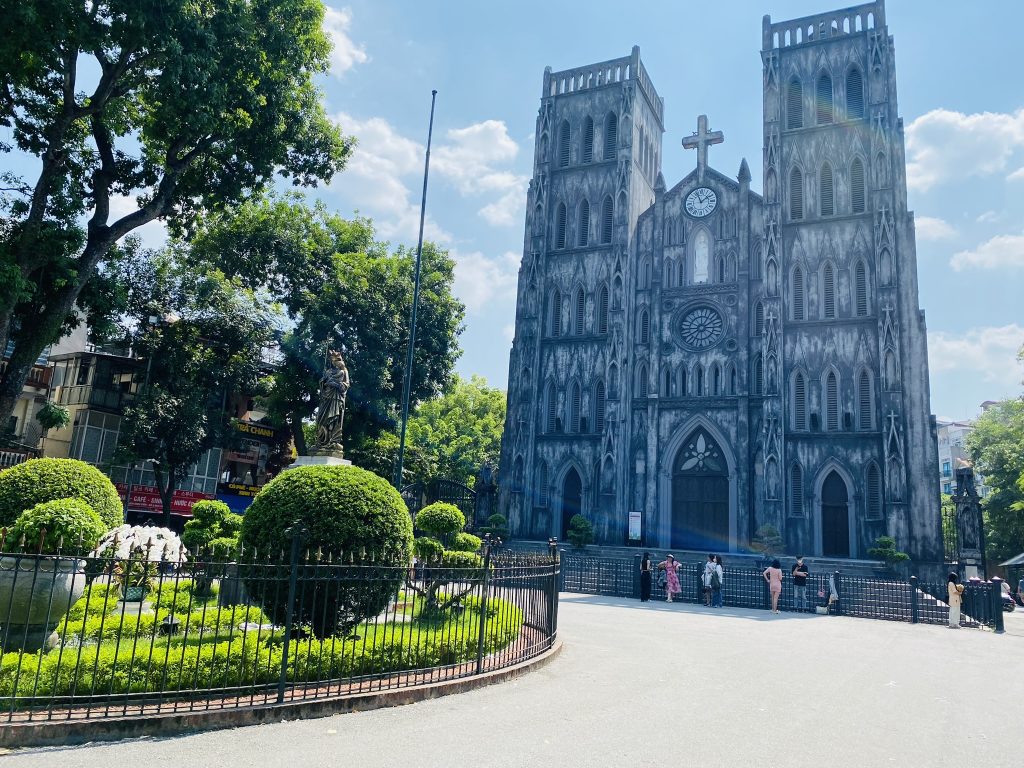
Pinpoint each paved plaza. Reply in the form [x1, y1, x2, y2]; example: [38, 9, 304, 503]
[6, 594, 1022, 767]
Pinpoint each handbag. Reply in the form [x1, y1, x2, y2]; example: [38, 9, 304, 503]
[657, 570, 667, 588]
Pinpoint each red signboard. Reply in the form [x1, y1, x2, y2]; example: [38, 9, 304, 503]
[115, 483, 213, 517]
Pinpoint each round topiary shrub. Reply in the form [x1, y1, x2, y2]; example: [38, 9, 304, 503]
[240, 465, 413, 637]
[181, 499, 241, 553]
[8, 498, 107, 556]
[0, 458, 122, 531]
[567, 514, 593, 548]
[415, 502, 465, 541]
[414, 536, 444, 563]
[450, 532, 482, 553]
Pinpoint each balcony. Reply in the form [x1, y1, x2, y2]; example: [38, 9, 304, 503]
[0, 360, 52, 391]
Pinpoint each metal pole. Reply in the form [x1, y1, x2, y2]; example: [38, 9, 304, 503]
[394, 89, 438, 489]
[123, 341, 156, 522]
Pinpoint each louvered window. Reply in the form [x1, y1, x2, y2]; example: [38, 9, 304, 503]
[851, 158, 866, 213]
[639, 309, 650, 344]
[826, 372, 839, 431]
[637, 366, 648, 398]
[575, 288, 585, 335]
[729, 365, 737, 395]
[594, 381, 606, 432]
[538, 462, 549, 506]
[550, 289, 561, 336]
[545, 383, 557, 432]
[577, 200, 590, 247]
[855, 261, 868, 316]
[867, 463, 882, 518]
[790, 167, 804, 220]
[817, 74, 834, 124]
[713, 366, 721, 395]
[558, 121, 570, 167]
[858, 370, 872, 429]
[754, 354, 763, 395]
[696, 366, 705, 396]
[846, 68, 864, 120]
[680, 367, 688, 396]
[598, 285, 609, 334]
[823, 263, 836, 318]
[570, 383, 582, 433]
[555, 203, 567, 249]
[787, 78, 803, 129]
[790, 464, 804, 516]
[792, 266, 805, 321]
[601, 196, 613, 244]
[794, 372, 807, 430]
[820, 163, 834, 216]
[754, 301, 765, 336]
[604, 113, 618, 159]
[582, 117, 594, 163]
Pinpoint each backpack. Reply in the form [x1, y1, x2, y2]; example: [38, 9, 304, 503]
[711, 566, 721, 590]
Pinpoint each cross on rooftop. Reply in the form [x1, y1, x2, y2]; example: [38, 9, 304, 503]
[682, 114, 724, 182]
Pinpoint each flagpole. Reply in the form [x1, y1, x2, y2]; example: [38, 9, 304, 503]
[394, 89, 438, 490]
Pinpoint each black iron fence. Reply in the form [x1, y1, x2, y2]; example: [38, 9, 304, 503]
[0, 538, 558, 723]
[559, 554, 1006, 631]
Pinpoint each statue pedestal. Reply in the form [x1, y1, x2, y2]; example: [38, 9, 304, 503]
[287, 454, 352, 470]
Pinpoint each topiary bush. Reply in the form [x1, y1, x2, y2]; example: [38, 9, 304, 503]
[451, 532, 482, 553]
[414, 536, 444, 562]
[479, 512, 510, 541]
[867, 535, 911, 567]
[239, 465, 413, 637]
[181, 500, 242, 554]
[567, 514, 593, 548]
[7, 498, 107, 556]
[415, 502, 465, 544]
[0, 458, 122, 531]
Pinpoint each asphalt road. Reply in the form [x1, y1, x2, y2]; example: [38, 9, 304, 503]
[7, 593, 1022, 767]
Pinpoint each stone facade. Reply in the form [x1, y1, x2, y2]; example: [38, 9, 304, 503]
[498, 1, 943, 563]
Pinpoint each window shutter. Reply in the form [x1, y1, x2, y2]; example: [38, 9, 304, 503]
[638, 366, 648, 398]
[858, 371, 872, 429]
[790, 167, 804, 220]
[826, 372, 839, 431]
[556, 203, 567, 249]
[820, 164, 834, 216]
[794, 373, 807, 430]
[546, 384, 556, 432]
[578, 200, 590, 247]
[823, 263, 836, 318]
[575, 289, 585, 335]
[792, 266, 805, 320]
[791, 464, 804, 516]
[571, 383, 581, 433]
[816, 74, 833, 124]
[855, 261, 868, 316]
[582, 118, 594, 163]
[551, 290, 561, 336]
[601, 196, 613, 244]
[595, 381, 606, 432]
[604, 113, 617, 159]
[787, 78, 803, 129]
[558, 122, 570, 167]
[754, 355, 763, 394]
[867, 464, 881, 518]
[846, 68, 864, 120]
[851, 158, 866, 213]
[598, 285, 609, 334]
[640, 309, 650, 344]
[539, 462, 549, 506]
[754, 301, 765, 336]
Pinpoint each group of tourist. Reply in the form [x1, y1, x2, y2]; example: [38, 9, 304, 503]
[638, 551, 816, 614]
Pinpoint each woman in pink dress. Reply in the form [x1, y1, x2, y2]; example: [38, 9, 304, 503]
[658, 554, 683, 602]
[763, 558, 784, 613]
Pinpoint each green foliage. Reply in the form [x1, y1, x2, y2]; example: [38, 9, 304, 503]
[0, 458, 122, 530]
[34, 402, 70, 431]
[867, 535, 911, 566]
[479, 513, 510, 541]
[451, 532, 482, 553]
[8, 498, 106, 556]
[567, 515, 594, 549]
[967, 397, 1024, 563]
[751, 525, 784, 557]
[439, 550, 484, 568]
[66, 583, 121, 622]
[182, 500, 242, 553]
[414, 536, 444, 563]
[151, 580, 220, 615]
[415, 502, 466, 539]
[240, 465, 413, 636]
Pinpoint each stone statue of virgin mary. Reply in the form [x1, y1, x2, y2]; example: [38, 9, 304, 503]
[311, 348, 350, 458]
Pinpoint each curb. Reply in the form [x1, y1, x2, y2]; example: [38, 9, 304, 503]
[2, 641, 562, 750]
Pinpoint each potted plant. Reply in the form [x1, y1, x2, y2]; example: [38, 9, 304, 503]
[0, 498, 107, 652]
[94, 524, 188, 602]
[867, 535, 910, 575]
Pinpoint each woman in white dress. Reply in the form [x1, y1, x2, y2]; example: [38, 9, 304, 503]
[947, 572, 964, 629]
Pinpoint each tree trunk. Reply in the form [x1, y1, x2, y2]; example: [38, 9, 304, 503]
[0, 342, 42, 440]
[290, 413, 308, 456]
[153, 463, 177, 529]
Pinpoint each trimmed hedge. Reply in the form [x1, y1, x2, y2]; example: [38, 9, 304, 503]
[8, 498, 106, 556]
[415, 502, 465, 539]
[181, 500, 242, 554]
[0, 458, 122, 530]
[451, 532, 482, 553]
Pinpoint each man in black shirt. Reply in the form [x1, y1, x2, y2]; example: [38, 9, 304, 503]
[792, 556, 809, 611]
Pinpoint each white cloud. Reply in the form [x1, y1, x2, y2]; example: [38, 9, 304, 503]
[502, 324, 516, 343]
[479, 188, 526, 227]
[905, 107, 1024, 191]
[107, 194, 167, 250]
[433, 121, 520, 194]
[950, 233, 1024, 271]
[915, 216, 955, 241]
[929, 325, 1024, 391]
[1008, 166, 1024, 181]
[977, 210, 999, 224]
[322, 6, 367, 78]
[451, 249, 519, 314]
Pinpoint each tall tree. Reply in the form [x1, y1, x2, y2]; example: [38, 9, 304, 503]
[967, 396, 1024, 563]
[0, 0, 351, 427]
[107, 251, 275, 525]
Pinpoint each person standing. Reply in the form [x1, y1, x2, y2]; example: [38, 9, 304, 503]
[711, 554, 724, 607]
[658, 554, 682, 603]
[702, 554, 716, 606]
[639, 552, 653, 603]
[1017, 575, 1024, 607]
[791, 556, 809, 612]
[763, 558, 784, 614]
[947, 572, 964, 629]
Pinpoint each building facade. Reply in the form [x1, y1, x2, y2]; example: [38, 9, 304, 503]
[936, 419, 988, 498]
[498, 1, 943, 562]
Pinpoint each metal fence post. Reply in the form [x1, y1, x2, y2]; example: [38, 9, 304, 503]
[277, 525, 304, 704]
[909, 576, 919, 624]
[633, 554, 640, 600]
[991, 577, 1005, 634]
[833, 571, 842, 616]
[475, 543, 493, 674]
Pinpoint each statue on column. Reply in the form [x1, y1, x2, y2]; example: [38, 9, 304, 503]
[311, 349, 350, 458]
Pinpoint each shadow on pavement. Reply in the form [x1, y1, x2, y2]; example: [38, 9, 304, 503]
[559, 592, 825, 623]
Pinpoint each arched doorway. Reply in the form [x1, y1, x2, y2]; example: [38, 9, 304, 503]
[671, 430, 729, 550]
[821, 471, 850, 557]
[560, 467, 583, 539]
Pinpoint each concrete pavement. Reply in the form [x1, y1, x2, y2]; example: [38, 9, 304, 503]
[6, 593, 1022, 767]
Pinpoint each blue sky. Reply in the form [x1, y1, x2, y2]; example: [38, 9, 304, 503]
[13, 1, 1024, 421]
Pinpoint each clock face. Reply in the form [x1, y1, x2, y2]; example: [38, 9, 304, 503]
[685, 187, 718, 218]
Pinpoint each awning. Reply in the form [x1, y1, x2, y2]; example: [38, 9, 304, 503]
[998, 551, 1024, 567]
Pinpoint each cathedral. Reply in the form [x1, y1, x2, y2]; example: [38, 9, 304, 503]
[497, 0, 943, 563]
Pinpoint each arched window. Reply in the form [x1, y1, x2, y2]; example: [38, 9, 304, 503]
[728, 364, 737, 395]
[638, 308, 650, 344]
[754, 353, 764, 395]
[538, 461, 549, 507]
[558, 121, 570, 167]
[790, 167, 804, 220]
[601, 196, 613, 244]
[608, 362, 619, 397]
[816, 73, 834, 124]
[598, 284, 609, 334]
[555, 202, 567, 249]
[825, 371, 839, 431]
[582, 117, 594, 163]
[790, 464, 804, 516]
[570, 382, 582, 433]
[637, 364, 648, 398]
[693, 228, 711, 284]
[715, 255, 725, 283]
[791, 265, 805, 321]
[662, 367, 673, 397]
[884, 351, 898, 390]
[866, 462, 882, 519]
[820, 163, 834, 216]
[679, 365, 688, 396]
[594, 380, 606, 432]
[754, 300, 765, 336]
[822, 262, 836, 319]
[850, 158, 866, 213]
[846, 67, 864, 120]
[876, 151, 888, 187]
[550, 289, 562, 336]
[574, 287, 585, 335]
[712, 364, 721, 395]
[639, 258, 652, 289]
[513, 456, 524, 493]
[793, 371, 807, 430]
[787, 77, 803, 129]
[695, 365, 705, 396]
[855, 260, 869, 316]
[751, 243, 762, 279]
[545, 381, 557, 433]
[766, 168, 778, 204]
[858, 369, 873, 430]
[577, 199, 590, 247]
[604, 112, 618, 159]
